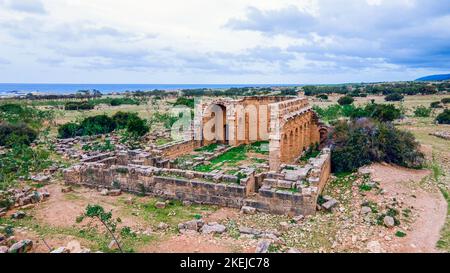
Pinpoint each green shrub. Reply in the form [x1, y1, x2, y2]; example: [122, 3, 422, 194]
[109, 98, 139, 106]
[0, 122, 38, 147]
[316, 94, 329, 100]
[442, 98, 450, 104]
[338, 96, 354, 105]
[436, 109, 450, 124]
[330, 119, 424, 173]
[385, 93, 404, 101]
[414, 106, 432, 117]
[431, 101, 443, 109]
[126, 116, 149, 136]
[112, 112, 139, 129]
[64, 101, 94, 111]
[364, 103, 401, 122]
[173, 97, 195, 108]
[58, 122, 80, 138]
[58, 112, 148, 139]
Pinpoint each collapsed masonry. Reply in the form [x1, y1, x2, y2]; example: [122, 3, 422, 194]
[63, 96, 332, 216]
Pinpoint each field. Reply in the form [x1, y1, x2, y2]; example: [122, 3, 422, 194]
[0, 93, 449, 253]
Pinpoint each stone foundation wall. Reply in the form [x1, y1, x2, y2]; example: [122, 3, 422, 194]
[154, 140, 201, 159]
[63, 149, 331, 216]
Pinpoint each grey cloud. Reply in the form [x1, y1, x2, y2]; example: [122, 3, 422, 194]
[225, 0, 450, 70]
[4, 0, 46, 14]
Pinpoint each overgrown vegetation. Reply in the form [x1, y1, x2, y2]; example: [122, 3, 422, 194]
[314, 103, 402, 123]
[0, 144, 52, 190]
[0, 122, 38, 147]
[330, 119, 424, 173]
[58, 112, 149, 138]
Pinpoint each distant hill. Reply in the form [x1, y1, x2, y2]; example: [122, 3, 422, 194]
[416, 74, 450, 81]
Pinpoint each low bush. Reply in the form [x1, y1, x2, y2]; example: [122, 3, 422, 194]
[0, 122, 38, 147]
[414, 106, 432, 117]
[385, 93, 404, 101]
[316, 94, 329, 100]
[431, 101, 443, 109]
[64, 101, 94, 111]
[338, 96, 354, 105]
[442, 98, 450, 104]
[109, 98, 139, 106]
[172, 97, 195, 108]
[436, 109, 450, 124]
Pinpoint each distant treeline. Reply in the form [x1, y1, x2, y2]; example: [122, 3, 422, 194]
[303, 82, 450, 97]
[2, 90, 103, 101]
[180, 87, 298, 97]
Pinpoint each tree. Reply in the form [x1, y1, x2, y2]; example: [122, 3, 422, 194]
[338, 96, 354, 105]
[385, 93, 404, 101]
[79, 204, 123, 253]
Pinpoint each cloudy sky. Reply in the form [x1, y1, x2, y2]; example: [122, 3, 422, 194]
[0, 0, 449, 84]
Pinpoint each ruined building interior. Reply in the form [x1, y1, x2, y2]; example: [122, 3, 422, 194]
[64, 96, 331, 216]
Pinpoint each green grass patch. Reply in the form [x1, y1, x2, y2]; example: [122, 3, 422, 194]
[395, 231, 407, 238]
[195, 143, 219, 153]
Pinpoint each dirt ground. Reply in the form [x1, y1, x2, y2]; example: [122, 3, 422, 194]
[368, 163, 447, 252]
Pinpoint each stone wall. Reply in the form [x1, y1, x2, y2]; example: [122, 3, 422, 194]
[268, 99, 321, 171]
[63, 148, 331, 216]
[154, 140, 202, 159]
[247, 149, 331, 216]
[64, 163, 249, 208]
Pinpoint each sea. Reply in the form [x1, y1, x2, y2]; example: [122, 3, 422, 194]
[0, 83, 300, 96]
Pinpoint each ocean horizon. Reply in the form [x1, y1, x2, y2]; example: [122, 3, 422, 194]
[0, 83, 301, 95]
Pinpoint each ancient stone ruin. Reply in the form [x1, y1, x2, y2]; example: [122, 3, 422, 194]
[63, 96, 331, 216]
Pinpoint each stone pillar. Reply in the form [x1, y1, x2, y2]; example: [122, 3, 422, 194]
[269, 137, 281, 171]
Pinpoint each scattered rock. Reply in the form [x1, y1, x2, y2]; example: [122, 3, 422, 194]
[124, 197, 134, 205]
[322, 198, 338, 210]
[31, 175, 51, 183]
[11, 211, 26, 219]
[8, 239, 33, 253]
[286, 248, 301, 253]
[361, 206, 372, 214]
[241, 206, 257, 215]
[178, 219, 204, 233]
[200, 223, 226, 234]
[66, 240, 82, 253]
[0, 246, 9, 253]
[239, 227, 261, 236]
[366, 241, 383, 253]
[61, 186, 73, 193]
[279, 222, 291, 231]
[292, 215, 304, 223]
[157, 222, 169, 230]
[182, 200, 192, 207]
[155, 202, 166, 209]
[255, 240, 271, 253]
[108, 189, 122, 196]
[383, 216, 395, 228]
[100, 189, 109, 196]
[51, 247, 70, 253]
